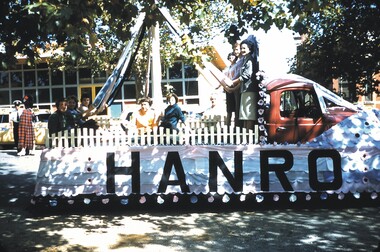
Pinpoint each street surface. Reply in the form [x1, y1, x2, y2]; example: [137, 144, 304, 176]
[0, 147, 379, 252]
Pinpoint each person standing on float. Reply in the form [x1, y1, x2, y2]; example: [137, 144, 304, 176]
[231, 41, 244, 128]
[221, 52, 238, 127]
[222, 37, 259, 131]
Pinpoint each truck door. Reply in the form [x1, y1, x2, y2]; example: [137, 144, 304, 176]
[294, 90, 324, 142]
[273, 90, 323, 143]
[273, 90, 299, 143]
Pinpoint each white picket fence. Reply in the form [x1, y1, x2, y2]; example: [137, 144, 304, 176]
[45, 124, 260, 148]
[95, 115, 229, 131]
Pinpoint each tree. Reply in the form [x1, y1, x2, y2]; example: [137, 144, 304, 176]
[0, 1, 294, 100]
[0, 1, 289, 65]
[287, 0, 380, 101]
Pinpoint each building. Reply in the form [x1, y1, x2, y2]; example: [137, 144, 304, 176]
[0, 50, 228, 117]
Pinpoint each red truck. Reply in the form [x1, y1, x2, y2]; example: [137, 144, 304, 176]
[263, 75, 359, 144]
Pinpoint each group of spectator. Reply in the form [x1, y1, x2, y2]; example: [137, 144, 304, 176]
[9, 93, 98, 155]
[10, 91, 188, 154]
[9, 36, 260, 153]
[47, 93, 98, 136]
[121, 35, 261, 134]
[122, 92, 186, 134]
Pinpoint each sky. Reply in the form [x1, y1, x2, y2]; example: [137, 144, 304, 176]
[214, 26, 299, 79]
[254, 27, 299, 78]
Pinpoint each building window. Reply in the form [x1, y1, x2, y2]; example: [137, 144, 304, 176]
[24, 70, 36, 87]
[185, 80, 198, 96]
[51, 69, 63, 85]
[184, 64, 197, 78]
[65, 70, 77, 85]
[0, 71, 9, 87]
[11, 90, 23, 102]
[170, 81, 183, 96]
[51, 88, 64, 102]
[66, 87, 78, 98]
[169, 62, 182, 79]
[165, 61, 198, 104]
[38, 89, 50, 103]
[0, 59, 200, 108]
[0, 91, 10, 105]
[93, 71, 107, 84]
[37, 70, 49, 87]
[10, 72, 22, 87]
[123, 83, 136, 99]
[79, 67, 92, 84]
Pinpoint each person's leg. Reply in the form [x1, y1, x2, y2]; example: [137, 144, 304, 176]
[226, 112, 232, 126]
[226, 92, 234, 127]
[13, 123, 20, 152]
[17, 146, 25, 156]
[244, 120, 255, 131]
[234, 91, 242, 128]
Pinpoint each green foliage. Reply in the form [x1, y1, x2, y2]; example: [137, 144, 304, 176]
[0, 0, 290, 71]
[288, 0, 380, 100]
[226, 0, 291, 44]
[1, 0, 377, 103]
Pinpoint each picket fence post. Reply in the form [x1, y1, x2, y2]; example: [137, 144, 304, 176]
[44, 123, 259, 148]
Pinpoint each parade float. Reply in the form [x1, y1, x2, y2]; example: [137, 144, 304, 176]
[31, 7, 380, 209]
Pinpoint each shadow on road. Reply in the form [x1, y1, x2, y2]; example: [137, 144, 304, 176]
[1, 161, 380, 251]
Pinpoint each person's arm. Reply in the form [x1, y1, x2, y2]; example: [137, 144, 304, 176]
[156, 114, 162, 126]
[239, 59, 253, 85]
[9, 112, 15, 127]
[177, 107, 186, 126]
[81, 104, 97, 118]
[48, 114, 58, 136]
[31, 110, 37, 123]
[130, 111, 138, 128]
[157, 107, 167, 125]
[66, 112, 77, 130]
[150, 110, 159, 128]
[220, 77, 241, 93]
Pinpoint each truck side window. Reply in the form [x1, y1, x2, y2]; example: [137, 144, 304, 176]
[280, 91, 297, 117]
[302, 91, 321, 118]
[280, 90, 320, 118]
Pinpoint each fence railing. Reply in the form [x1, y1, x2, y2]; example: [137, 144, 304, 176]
[45, 124, 260, 148]
[94, 115, 229, 130]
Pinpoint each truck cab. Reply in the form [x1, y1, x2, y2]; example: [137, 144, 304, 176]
[264, 75, 359, 144]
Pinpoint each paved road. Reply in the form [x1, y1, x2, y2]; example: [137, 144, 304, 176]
[0, 148, 380, 252]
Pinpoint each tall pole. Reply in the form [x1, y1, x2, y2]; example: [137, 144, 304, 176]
[151, 22, 164, 109]
[144, 29, 152, 97]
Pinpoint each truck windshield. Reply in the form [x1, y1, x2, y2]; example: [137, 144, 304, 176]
[314, 83, 359, 113]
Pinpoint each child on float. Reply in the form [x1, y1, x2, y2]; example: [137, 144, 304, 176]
[129, 97, 158, 134]
[158, 93, 186, 133]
